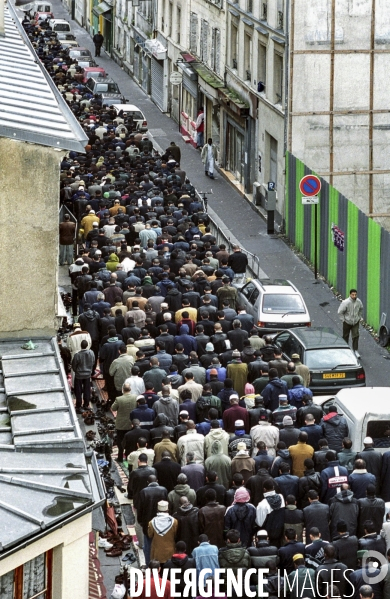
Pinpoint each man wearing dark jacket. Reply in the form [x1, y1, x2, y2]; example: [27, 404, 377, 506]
[248, 530, 278, 570]
[224, 487, 256, 548]
[137, 474, 168, 563]
[297, 458, 321, 508]
[304, 527, 330, 568]
[162, 540, 196, 592]
[358, 519, 387, 555]
[320, 406, 349, 453]
[279, 416, 300, 448]
[357, 484, 385, 536]
[356, 436, 383, 494]
[71, 339, 95, 412]
[349, 459, 377, 499]
[270, 442, 292, 477]
[329, 484, 359, 538]
[296, 396, 323, 427]
[198, 488, 225, 548]
[154, 451, 182, 493]
[127, 456, 157, 550]
[172, 498, 199, 555]
[314, 439, 336, 473]
[196, 471, 226, 507]
[303, 490, 330, 541]
[332, 520, 358, 569]
[78, 304, 100, 372]
[315, 544, 352, 598]
[262, 369, 289, 412]
[274, 462, 299, 500]
[320, 452, 349, 503]
[278, 528, 305, 575]
[93, 31, 104, 56]
[300, 414, 323, 451]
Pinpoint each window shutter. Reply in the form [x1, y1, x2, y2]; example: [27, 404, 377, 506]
[215, 28, 221, 74]
[190, 13, 198, 53]
[200, 19, 209, 62]
[210, 28, 215, 70]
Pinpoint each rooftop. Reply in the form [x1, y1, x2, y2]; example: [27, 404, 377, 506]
[0, 3, 88, 152]
[0, 338, 105, 557]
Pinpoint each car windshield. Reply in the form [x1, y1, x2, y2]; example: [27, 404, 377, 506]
[262, 294, 305, 313]
[96, 83, 120, 93]
[305, 348, 357, 369]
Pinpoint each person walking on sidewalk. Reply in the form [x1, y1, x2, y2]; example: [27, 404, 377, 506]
[195, 107, 205, 149]
[93, 31, 104, 57]
[201, 138, 218, 179]
[71, 339, 95, 413]
[338, 289, 363, 358]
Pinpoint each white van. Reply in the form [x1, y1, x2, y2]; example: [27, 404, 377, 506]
[49, 19, 72, 33]
[314, 387, 390, 453]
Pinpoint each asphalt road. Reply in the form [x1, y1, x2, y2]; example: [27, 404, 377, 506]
[43, 0, 390, 387]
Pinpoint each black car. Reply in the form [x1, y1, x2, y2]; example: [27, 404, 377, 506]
[274, 326, 366, 393]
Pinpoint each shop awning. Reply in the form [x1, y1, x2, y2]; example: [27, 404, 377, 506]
[180, 52, 197, 63]
[93, 1, 111, 16]
[191, 63, 225, 91]
[218, 87, 250, 117]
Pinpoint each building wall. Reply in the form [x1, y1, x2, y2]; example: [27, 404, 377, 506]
[289, 0, 390, 230]
[0, 139, 62, 337]
[0, 513, 91, 599]
[225, 0, 286, 202]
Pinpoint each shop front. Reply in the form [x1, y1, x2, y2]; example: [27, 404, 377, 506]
[177, 56, 198, 147]
[191, 64, 224, 154]
[145, 39, 168, 112]
[92, 0, 112, 49]
[218, 87, 253, 193]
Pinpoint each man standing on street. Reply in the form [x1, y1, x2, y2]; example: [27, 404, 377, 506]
[71, 339, 95, 413]
[201, 138, 218, 179]
[59, 214, 75, 266]
[338, 288, 363, 358]
[93, 31, 104, 57]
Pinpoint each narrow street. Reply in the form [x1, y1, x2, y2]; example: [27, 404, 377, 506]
[49, 0, 390, 387]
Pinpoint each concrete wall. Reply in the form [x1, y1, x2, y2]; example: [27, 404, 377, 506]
[0, 513, 91, 599]
[290, 0, 390, 230]
[0, 139, 62, 337]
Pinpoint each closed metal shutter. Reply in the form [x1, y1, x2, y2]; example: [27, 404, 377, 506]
[182, 72, 198, 98]
[151, 57, 164, 111]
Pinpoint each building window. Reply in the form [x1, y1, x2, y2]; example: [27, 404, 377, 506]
[211, 28, 221, 74]
[176, 7, 181, 44]
[274, 52, 283, 104]
[0, 552, 52, 599]
[270, 135, 278, 189]
[168, 2, 173, 37]
[244, 33, 252, 82]
[161, 0, 165, 31]
[247, 0, 253, 13]
[200, 19, 209, 62]
[231, 24, 238, 68]
[190, 12, 198, 53]
[257, 42, 267, 92]
[262, 0, 267, 20]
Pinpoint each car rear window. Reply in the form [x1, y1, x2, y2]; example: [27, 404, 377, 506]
[96, 83, 120, 93]
[263, 294, 305, 313]
[366, 421, 390, 448]
[54, 23, 70, 31]
[122, 111, 143, 119]
[305, 348, 357, 369]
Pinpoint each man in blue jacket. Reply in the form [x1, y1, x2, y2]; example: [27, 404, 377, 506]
[262, 368, 289, 412]
[320, 451, 349, 503]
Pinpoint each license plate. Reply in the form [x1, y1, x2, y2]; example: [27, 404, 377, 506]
[323, 373, 346, 379]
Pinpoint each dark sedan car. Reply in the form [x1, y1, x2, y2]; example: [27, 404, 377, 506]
[274, 326, 366, 393]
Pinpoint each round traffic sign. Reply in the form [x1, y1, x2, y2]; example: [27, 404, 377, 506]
[299, 175, 321, 197]
[170, 72, 183, 85]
